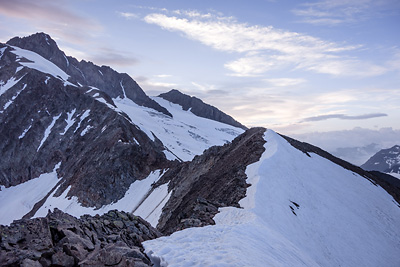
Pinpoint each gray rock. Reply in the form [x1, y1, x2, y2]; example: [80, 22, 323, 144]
[0, 209, 161, 266]
[21, 258, 42, 267]
[51, 251, 75, 266]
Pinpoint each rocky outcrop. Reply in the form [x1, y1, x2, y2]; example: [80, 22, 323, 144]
[154, 127, 266, 234]
[159, 89, 247, 130]
[0, 209, 160, 266]
[6, 32, 172, 117]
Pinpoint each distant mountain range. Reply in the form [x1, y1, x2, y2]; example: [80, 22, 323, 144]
[1, 33, 399, 266]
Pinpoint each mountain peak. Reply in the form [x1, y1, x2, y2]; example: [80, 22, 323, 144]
[361, 144, 400, 174]
[159, 89, 247, 129]
[4, 32, 172, 117]
[7, 32, 60, 58]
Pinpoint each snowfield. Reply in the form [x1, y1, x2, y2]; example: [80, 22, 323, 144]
[143, 129, 400, 267]
[33, 170, 169, 227]
[114, 96, 244, 161]
[0, 164, 61, 225]
[10, 46, 69, 81]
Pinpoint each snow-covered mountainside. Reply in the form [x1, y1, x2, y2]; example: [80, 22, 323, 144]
[0, 33, 244, 225]
[144, 129, 400, 267]
[361, 145, 400, 175]
[1, 33, 400, 267]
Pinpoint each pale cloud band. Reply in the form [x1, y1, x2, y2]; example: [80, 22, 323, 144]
[302, 113, 388, 122]
[292, 0, 400, 25]
[143, 10, 386, 77]
[0, 0, 102, 43]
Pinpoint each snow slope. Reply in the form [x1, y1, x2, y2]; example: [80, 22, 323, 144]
[0, 164, 60, 225]
[114, 96, 244, 161]
[143, 129, 400, 267]
[10, 46, 69, 81]
[389, 172, 400, 179]
[33, 170, 169, 228]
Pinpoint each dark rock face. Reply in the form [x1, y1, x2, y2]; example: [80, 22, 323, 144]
[159, 89, 247, 130]
[0, 209, 160, 266]
[6, 32, 172, 117]
[155, 127, 266, 234]
[0, 44, 170, 210]
[281, 135, 400, 205]
[361, 145, 400, 173]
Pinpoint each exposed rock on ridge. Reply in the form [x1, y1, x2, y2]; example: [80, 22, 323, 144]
[154, 127, 266, 234]
[159, 89, 247, 130]
[0, 209, 160, 266]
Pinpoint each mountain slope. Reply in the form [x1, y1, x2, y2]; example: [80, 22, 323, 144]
[0, 33, 245, 225]
[361, 145, 400, 174]
[159, 89, 247, 130]
[0, 42, 169, 209]
[143, 129, 400, 267]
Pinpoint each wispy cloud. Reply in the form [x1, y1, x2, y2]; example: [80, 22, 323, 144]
[117, 12, 139, 20]
[0, 0, 102, 43]
[291, 127, 400, 155]
[154, 74, 172, 78]
[302, 113, 387, 122]
[135, 76, 178, 95]
[264, 78, 307, 87]
[87, 47, 138, 67]
[292, 0, 400, 25]
[144, 10, 386, 77]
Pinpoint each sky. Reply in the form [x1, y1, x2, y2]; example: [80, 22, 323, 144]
[0, 0, 399, 163]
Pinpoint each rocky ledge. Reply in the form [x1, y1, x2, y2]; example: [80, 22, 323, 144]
[0, 209, 161, 266]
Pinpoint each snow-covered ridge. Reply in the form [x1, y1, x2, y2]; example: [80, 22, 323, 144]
[143, 129, 400, 267]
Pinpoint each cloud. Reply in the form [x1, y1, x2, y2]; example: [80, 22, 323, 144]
[117, 12, 139, 20]
[87, 47, 138, 67]
[143, 11, 385, 77]
[302, 113, 387, 122]
[191, 81, 217, 92]
[264, 78, 306, 87]
[292, 0, 400, 25]
[154, 74, 172, 78]
[0, 0, 102, 43]
[135, 76, 178, 95]
[291, 127, 400, 157]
